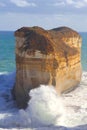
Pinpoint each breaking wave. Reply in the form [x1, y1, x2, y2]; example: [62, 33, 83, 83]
[0, 71, 87, 130]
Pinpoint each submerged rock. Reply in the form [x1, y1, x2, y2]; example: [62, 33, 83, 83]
[13, 26, 82, 109]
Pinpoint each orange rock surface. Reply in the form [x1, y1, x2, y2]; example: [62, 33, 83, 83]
[13, 26, 82, 108]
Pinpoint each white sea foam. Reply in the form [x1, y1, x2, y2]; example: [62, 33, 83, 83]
[26, 85, 65, 127]
[0, 72, 87, 130]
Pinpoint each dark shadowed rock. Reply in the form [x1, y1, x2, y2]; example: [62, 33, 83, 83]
[13, 26, 82, 109]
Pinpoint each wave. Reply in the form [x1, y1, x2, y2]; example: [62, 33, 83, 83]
[0, 71, 87, 129]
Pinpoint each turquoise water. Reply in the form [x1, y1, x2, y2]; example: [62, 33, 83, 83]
[0, 31, 87, 72]
[80, 32, 87, 71]
[0, 31, 15, 72]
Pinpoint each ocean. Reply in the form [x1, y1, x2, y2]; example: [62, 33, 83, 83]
[0, 31, 87, 130]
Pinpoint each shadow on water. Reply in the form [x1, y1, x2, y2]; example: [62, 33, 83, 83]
[0, 124, 87, 130]
[35, 125, 87, 130]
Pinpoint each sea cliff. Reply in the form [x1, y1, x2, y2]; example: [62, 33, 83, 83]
[13, 26, 82, 108]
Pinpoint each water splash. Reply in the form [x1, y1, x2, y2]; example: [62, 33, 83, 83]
[0, 72, 87, 129]
[26, 85, 66, 127]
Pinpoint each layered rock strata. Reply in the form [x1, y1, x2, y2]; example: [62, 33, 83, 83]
[13, 26, 82, 109]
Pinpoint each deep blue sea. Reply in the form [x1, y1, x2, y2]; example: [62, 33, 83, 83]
[0, 31, 87, 129]
[0, 31, 87, 72]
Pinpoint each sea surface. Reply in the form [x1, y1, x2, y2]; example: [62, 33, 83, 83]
[0, 31, 87, 130]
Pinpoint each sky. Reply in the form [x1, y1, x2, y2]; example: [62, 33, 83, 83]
[0, 0, 87, 31]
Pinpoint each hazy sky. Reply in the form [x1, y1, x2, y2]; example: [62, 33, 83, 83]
[0, 0, 87, 31]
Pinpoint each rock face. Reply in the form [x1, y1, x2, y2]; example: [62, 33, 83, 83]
[13, 26, 82, 109]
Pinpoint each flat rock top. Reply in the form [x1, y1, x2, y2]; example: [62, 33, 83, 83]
[15, 26, 48, 37]
[49, 26, 81, 40]
[15, 26, 81, 56]
[15, 26, 80, 37]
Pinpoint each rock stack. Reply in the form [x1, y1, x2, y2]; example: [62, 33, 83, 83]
[13, 26, 82, 108]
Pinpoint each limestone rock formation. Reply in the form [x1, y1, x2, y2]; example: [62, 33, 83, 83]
[13, 26, 82, 109]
